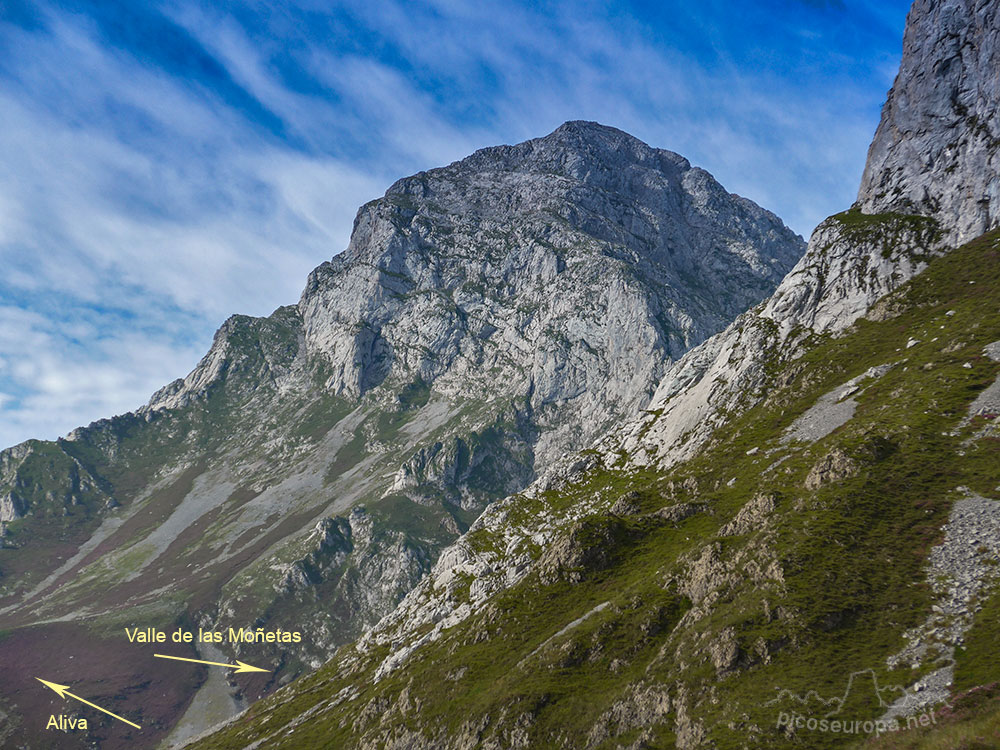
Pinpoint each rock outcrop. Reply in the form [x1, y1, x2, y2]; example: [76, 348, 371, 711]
[615, 210, 943, 469]
[858, 0, 1000, 245]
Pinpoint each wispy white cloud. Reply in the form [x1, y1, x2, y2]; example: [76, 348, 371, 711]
[0, 6, 390, 448]
[0, 303, 207, 449]
[0, 0, 912, 449]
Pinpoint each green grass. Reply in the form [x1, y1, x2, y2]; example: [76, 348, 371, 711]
[827, 209, 942, 260]
[953, 581, 1000, 693]
[857, 685, 1000, 750]
[370, 494, 457, 547]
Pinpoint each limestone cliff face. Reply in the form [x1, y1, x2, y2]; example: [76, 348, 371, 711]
[292, 121, 804, 469]
[858, 0, 1000, 245]
[149, 121, 803, 480]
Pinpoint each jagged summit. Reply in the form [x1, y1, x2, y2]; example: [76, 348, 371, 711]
[300, 122, 804, 460]
[858, 0, 1000, 244]
[373, 120, 794, 256]
[436, 120, 693, 183]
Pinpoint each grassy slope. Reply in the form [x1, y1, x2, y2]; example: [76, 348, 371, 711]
[0, 300, 546, 746]
[192, 227, 1000, 749]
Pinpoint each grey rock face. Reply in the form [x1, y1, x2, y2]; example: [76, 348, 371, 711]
[295, 121, 803, 470]
[616, 212, 943, 469]
[858, 0, 1000, 245]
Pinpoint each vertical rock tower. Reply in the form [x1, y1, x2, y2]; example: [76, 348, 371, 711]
[858, 0, 1000, 244]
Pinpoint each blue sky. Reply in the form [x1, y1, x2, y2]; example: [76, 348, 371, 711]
[0, 0, 912, 449]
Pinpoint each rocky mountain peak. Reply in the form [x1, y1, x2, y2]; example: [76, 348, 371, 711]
[448, 120, 692, 183]
[857, 0, 1000, 244]
[299, 122, 804, 419]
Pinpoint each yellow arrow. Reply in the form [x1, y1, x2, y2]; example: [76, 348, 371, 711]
[153, 653, 270, 673]
[36, 678, 141, 729]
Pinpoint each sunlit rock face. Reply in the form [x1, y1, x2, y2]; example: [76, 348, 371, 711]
[857, 0, 1000, 245]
